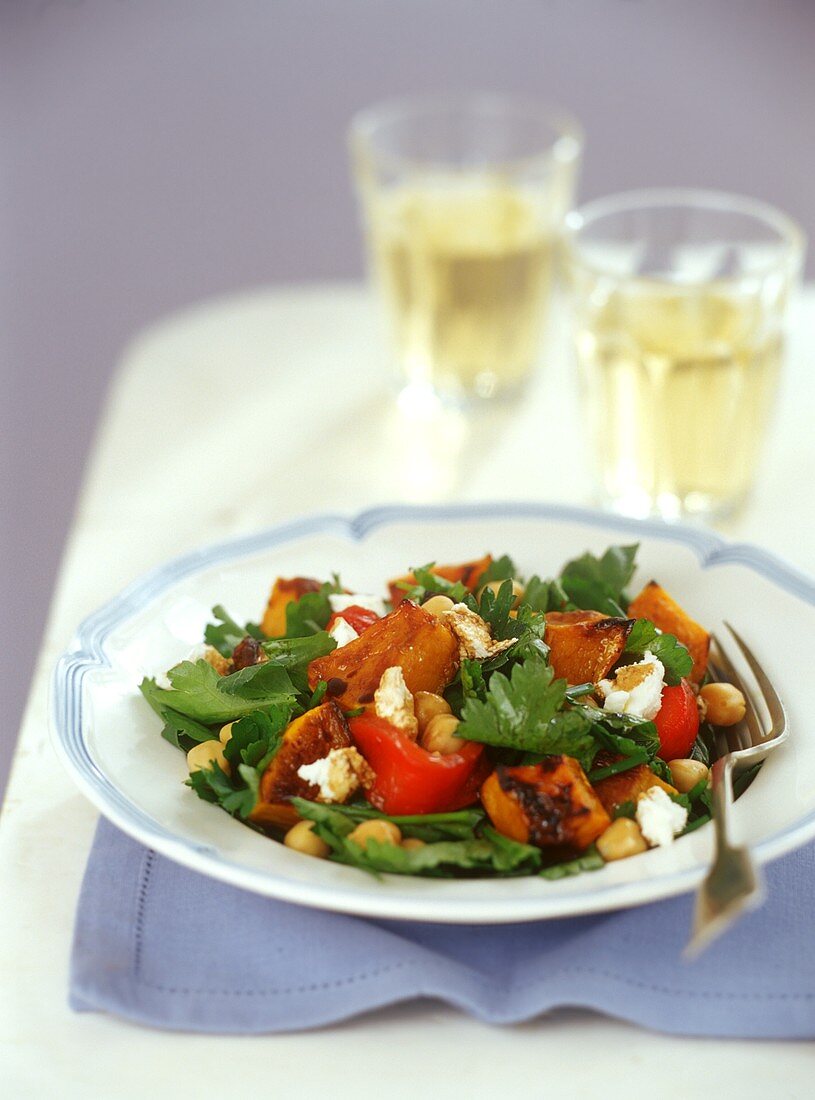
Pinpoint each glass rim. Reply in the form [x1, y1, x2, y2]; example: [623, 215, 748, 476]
[349, 91, 583, 175]
[565, 188, 806, 285]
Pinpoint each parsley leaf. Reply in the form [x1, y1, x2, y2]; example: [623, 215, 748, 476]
[558, 544, 639, 615]
[186, 760, 259, 819]
[460, 658, 488, 703]
[140, 659, 296, 724]
[204, 604, 265, 656]
[398, 563, 471, 606]
[222, 706, 291, 772]
[519, 575, 569, 614]
[574, 703, 661, 759]
[624, 619, 693, 685]
[478, 554, 518, 585]
[457, 656, 596, 769]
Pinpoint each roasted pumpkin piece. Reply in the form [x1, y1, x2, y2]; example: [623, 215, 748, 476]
[387, 554, 493, 606]
[544, 613, 633, 685]
[249, 701, 352, 829]
[627, 581, 710, 683]
[261, 576, 322, 638]
[307, 600, 460, 711]
[481, 757, 611, 852]
[592, 762, 677, 815]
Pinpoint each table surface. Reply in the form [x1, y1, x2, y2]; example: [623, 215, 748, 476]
[3, 283, 814, 1097]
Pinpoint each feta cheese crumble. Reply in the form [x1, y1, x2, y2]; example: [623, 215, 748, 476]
[328, 616, 359, 649]
[374, 665, 418, 738]
[636, 786, 688, 847]
[297, 747, 375, 803]
[328, 592, 387, 618]
[597, 651, 666, 720]
[443, 603, 515, 661]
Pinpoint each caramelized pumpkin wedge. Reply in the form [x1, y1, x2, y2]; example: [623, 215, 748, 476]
[481, 757, 611, 852]
[261, 576, 322, 638]
[627, 581, 710, 683]
[592, 763, 677, 815]
[249, 701, 352, 829]
[307, 600, 459, 711]
[544, 612, 633, 685]
[388, 554, 493, 606]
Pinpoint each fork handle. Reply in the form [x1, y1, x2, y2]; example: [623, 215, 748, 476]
[710, 755, 735, 850]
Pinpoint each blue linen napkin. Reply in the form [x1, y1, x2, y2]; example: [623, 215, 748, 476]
[70, 817, 815, 1037]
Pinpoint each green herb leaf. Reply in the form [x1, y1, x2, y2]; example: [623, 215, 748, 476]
[458, 656, 596, 770]
[624, 619, 693, 685]
[222, 706, 291, 771]
[460, 658, 488, 703]
[519, 575, 568, 614]
[204, 604, 265, 656]
[559, 544, 639, 615]
[140, 659, 296, 724]
[284, 581, 342, 638]
[539, 846, 604, 879]
[478, 554, 518, 585]
[399, 563, 470, 606]
[186, 760, 259, 819]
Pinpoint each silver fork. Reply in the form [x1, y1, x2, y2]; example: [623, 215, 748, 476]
[685, 622, 788, 957]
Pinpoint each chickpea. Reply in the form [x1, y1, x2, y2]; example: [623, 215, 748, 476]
[700, 682, 747, 727]
[668, 757, 709, 793]
[421, 714, 465, 755]
[186, 739, 230, 775]
[348, 819, 402, 849]
[401, 837, 426, 852]
[479, 578, 524, 607]
[414, 691, 452, 732]
[422, 594, 456, 617]
[596, 818, 648, 862]
[283, 820, 330, 859]
[219, 722, 234, 745]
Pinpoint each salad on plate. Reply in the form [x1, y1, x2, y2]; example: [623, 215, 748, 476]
[139, 544, 751, 880]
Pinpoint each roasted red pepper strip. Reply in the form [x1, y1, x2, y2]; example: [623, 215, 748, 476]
[654, 679, 700, 760]
[325, 605, 380, 636]
[349, 713, 486, 815]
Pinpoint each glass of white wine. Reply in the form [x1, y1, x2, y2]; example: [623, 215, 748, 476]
[565, 190, 805, 521]
[350, 94, 582, 402]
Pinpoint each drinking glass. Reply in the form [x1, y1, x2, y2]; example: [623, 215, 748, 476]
[350, 94, 582, 402]
[565, 190, 805, 521]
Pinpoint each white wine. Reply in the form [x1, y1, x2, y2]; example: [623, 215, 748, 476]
[575, 287, 783, 518]
[369, 181, 555, 399]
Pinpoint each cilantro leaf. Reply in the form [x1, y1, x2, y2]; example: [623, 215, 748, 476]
[624, 619, 693, 685]
[140, 659, 296, 724]
[457, 656, 596, 769]
[204, 604, 265, 657]
[559, 544, 639, 615]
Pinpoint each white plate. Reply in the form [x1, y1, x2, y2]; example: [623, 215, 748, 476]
[51, 503, 815, 923]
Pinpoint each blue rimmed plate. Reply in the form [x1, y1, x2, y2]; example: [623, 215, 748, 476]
[51, 503, 815, 923]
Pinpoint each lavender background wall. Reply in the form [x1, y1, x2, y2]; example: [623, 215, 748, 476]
[2, 0, 813, 799]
